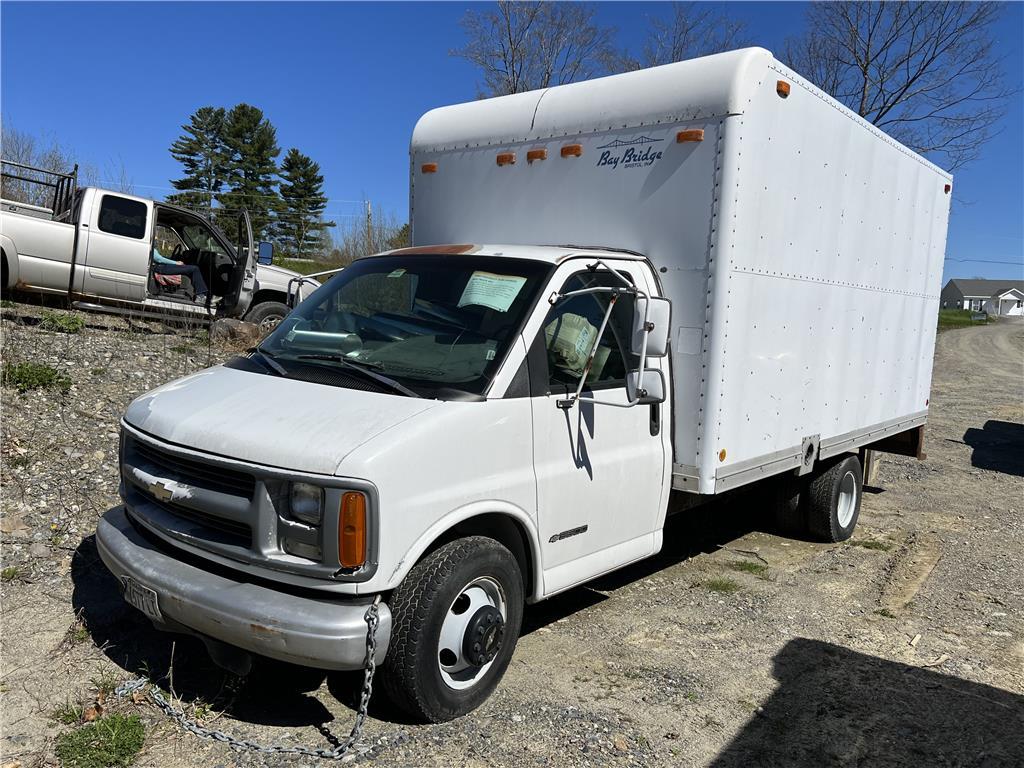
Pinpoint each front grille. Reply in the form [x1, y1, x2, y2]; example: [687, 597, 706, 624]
[152, 497, 251, 547]
[130, 438, 255, 498]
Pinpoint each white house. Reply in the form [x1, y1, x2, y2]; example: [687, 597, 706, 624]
[983, 287, 1024, 316]
[940, 278, 1024, 315]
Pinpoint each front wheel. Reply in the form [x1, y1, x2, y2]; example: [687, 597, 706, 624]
[381, 536, 524, 722]
[245, 301, 290, 334]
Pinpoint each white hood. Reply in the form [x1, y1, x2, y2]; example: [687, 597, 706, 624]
[123, 365, 440, 475]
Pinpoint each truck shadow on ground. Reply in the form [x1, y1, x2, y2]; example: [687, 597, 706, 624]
[709, 638, 1024, 767]
[962, 420, 1024, 477]
[70, 491, 773, 729]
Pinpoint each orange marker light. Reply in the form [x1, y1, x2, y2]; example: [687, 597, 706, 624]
[776, 80, 791, 98]
[561, 143, 583, 158]
[421, 163, 438, 174]
[718, 449, 727, 462]
[496, 152, 516, 167]
[676, 129, 704, 143]
[527, 148, 548, 164]
[338, 492, 367, 568]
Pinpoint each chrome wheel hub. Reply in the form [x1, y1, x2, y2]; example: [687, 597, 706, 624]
[437, 576, 507, 690]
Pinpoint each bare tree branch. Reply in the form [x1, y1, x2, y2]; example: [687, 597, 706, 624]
[452, 2, 614, 96]
[783, 1, 1016, 170]
[607, 2, 750, 73]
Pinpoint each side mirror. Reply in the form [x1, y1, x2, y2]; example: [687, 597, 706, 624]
[257, 241, 274, 266]
[626, 368, 666, 405]
[631, 296, 671, 358]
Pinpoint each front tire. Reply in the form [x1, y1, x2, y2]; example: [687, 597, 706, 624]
[245, 301, 290, 333]
[381, 536, 524, 722]
[807, 455, 863, 542]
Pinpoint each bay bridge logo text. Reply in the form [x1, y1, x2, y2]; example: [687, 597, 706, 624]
[595, 136, 664, 170]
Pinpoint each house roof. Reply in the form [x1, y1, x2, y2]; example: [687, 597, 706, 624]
[947, 278, 1024, 298]
[989, 287, 1024, 300]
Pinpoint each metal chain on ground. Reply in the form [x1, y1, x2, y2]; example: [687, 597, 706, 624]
[114, 597, 381, 760]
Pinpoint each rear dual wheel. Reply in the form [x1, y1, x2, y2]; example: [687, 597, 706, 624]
[772, 454, 863, 543]
[381, 536, 523, 723]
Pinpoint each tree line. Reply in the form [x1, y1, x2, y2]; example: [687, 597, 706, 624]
[167, 104, 335, 258]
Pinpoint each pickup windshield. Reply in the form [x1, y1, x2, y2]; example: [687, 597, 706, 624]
[259, 254, 552, 396]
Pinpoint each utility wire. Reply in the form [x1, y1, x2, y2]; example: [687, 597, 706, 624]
[944, 257, 1023, 266]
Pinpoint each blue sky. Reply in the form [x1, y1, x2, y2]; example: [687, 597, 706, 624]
[2, 1, 1021, 282]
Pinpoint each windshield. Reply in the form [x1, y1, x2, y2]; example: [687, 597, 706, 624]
[259, 254, 552, 396]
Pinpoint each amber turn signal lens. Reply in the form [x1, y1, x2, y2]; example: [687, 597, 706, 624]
[339, 492, 367, 568]
[496, 152, 516, 166]
[776, 80, 791, 98]
[421, 163, 438, 174]
[527, 148, 547, 164]
[561, 143, 583, 158]
[676, 129, 704, 143]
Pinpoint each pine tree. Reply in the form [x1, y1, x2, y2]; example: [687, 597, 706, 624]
[217, 104, 281, 240]
[276, 148, 335, 258]
[166, 107, 228, 212]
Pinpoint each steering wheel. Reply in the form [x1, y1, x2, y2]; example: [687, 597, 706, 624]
[171, 243, 184, 260]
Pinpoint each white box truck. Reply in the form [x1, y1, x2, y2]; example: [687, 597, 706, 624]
[96, 48, 951, 723]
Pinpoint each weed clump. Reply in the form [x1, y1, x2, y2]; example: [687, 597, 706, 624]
[55, 713, 145, 768]
[704, 577, 741, 594]
[727, 560, 770, 578]
[2, 362, 72, 393]
[40, 310, 85, 334]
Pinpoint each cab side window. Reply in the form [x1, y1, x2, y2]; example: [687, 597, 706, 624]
[542, 271, 638, 389]
[98, 195, 147, 239]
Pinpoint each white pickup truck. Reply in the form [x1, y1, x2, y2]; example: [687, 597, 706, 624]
[96, 48, 951, 723]
[0, 162, 316, 328]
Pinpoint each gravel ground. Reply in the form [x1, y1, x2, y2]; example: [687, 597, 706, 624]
[1, 301, 1022, 768]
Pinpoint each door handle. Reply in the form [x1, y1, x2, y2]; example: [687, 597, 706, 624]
[649, 403, 660, 436]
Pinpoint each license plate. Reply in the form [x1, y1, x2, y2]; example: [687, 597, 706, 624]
[122, 576, 162, 621]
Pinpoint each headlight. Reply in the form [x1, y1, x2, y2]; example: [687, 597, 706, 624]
[289, 482, 323, 525]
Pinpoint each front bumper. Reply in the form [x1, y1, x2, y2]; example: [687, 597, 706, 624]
[96, 506, 391, 670]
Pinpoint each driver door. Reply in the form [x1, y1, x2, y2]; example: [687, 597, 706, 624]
[223, 210, 257, 315]
[527, 261, 671, 596]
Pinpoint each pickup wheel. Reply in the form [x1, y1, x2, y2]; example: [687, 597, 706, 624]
[806, 455, 863, 542]
[381, 536, 523, 723]
[245, 301, 290, 333]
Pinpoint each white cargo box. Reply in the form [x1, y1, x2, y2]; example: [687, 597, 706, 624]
[411, 47, 951, 495]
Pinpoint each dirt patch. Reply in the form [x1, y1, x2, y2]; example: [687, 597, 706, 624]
[2, 303, 1022, 767]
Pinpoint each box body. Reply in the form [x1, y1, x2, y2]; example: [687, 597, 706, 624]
[411, 48, 951, 494]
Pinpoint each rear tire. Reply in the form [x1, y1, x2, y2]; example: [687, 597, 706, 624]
[806, 455, 863, 542]
[245, 301, 290, 333]
[771, 473, 806, 535]
[381, 536, 523, 723]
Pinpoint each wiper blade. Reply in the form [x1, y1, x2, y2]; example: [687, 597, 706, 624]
[250, 346, 287, 377]
[295, 354, 422, 398]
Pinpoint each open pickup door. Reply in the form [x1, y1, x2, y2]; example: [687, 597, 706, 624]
[225, 209, 257, 316]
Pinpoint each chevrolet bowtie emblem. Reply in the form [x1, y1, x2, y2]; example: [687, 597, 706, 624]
[147, 480, 174, 502]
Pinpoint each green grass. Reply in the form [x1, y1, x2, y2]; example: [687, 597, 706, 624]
[851, 539, 893, 552]
[277, 258, 345, 276]
[0, 299, 15, 308]
[55, 714, 145, 768]
[2, 361, 72, 393]
[1, 566, 20, 582]
[704, 577, 741, 594]
[169, 344, 193, 355]
[727, 560, 770, 578]
[90, 367, 106, 376]
[51, 701, 82, 725]
[90, 669, 120, 697]
[39, 309, 85, 334]
[937, 309, 993, 331]
[874, 608, 898, 619]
